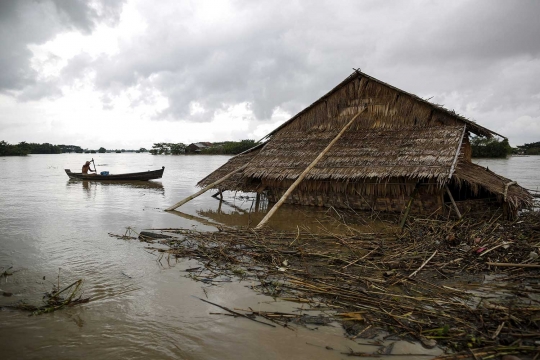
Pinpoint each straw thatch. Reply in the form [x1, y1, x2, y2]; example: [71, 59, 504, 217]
[243, 125, 465, 184]
[198, 70, 531, 215]
[453, 161, 533, 211]
[263, 70, 501, 141]
[197, 144, 263, 192]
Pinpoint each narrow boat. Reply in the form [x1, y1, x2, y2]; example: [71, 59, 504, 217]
[65, 166, 165, 181]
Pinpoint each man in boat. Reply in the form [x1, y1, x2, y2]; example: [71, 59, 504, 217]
[82, 161, 96, 175]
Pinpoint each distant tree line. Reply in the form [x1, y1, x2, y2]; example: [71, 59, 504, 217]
[149, 143, 186, 155]
[200, 140, 257, 155]
[0, 141, 85, 156]
[471, 136, 512, 158]
[0, 141, 28, 156]
[515, 141, 540, 155]
[148, 140, 258, 155]
[0, 141, 153, 156]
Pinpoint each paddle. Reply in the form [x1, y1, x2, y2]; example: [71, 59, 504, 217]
[91, 158, 97, 173]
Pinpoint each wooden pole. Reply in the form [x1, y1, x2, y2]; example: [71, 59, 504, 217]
[486, 262, 540, 269]
[445, 185, 462, 219]
[165, 164, 248, 211]
[255, 193, 261, 212]
[399, 185, 419, 230]
[255, 108, 366, 229]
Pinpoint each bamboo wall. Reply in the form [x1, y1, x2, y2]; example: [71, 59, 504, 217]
[267, 187, 443, 215]
[265, 182, 444, 215]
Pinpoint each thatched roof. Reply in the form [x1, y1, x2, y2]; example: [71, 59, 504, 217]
[197, 70, 530, 211]
[197, 144, 263, 192]
[244, 126, 465, 184]
[262, 70, 502, 141]
[453, 161, 533, 211]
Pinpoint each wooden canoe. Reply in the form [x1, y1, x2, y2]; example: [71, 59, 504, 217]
[65, 166, 165, 181]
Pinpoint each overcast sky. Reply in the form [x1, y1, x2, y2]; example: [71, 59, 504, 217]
[1, 0, 539, 149]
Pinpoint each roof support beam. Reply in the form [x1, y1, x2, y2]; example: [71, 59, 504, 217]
[448, 125, 466, 179]
[255, 108, 366, 229]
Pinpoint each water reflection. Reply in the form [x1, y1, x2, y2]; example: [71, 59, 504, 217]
[67, 179, 165, 194]
[167, 209, 222, 227]
[196, 197, 392, 233]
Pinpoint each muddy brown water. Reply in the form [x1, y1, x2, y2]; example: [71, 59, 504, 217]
[0, 154, 538, 359]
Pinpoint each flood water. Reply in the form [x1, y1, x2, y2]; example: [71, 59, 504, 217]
[473, 156, 540, 192]
[0, 154, 538, 359]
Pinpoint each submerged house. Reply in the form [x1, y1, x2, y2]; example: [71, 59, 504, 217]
[197, 71, 532, 219]
[187, 142, 213, 153]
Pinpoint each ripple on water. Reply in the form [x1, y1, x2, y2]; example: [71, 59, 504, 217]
[0, 154, 538, 359]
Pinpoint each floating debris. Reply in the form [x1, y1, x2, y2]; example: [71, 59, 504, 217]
[1, 266, 15, 278]
[127, 210, 540, 358]
[4, 279, 90, 316]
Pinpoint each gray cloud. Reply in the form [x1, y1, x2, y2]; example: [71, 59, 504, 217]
[377, 1, 540, 108]
[61, 0, 538, 128]
[56, 1, 363, 119]
[1, 0, 540, 145]
[0, 0, 124, 95]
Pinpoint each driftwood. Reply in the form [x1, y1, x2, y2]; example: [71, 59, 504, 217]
[486, 262, 540, 268]
[408, 250, 438, 278]
[194, 296, 275, 328]
[165, 164, 248, 211]
[129, 210, 540, 357]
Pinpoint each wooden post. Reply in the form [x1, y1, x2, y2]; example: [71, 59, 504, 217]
[445, 185, 462, 219]
[255, 193, 261, 212]
[399, 186, 419, 230]
[165, 164, 248, 211]
[217, 198, 222, 213]
[255, 108, 366, 229]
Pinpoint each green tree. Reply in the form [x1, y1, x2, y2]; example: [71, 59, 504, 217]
[19, 142, 62, 154]
[150, 143, 167, 155]
[149, 143, 185, 155]
[0, 141, 29, 156]
[169, 143, 186, 155]
[201, 140, 257, 155]
[98, 147, 106, 153]
[516, 141, 540, 155]
[471, 136, 512, 158]
[17, 141, 31, 153]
